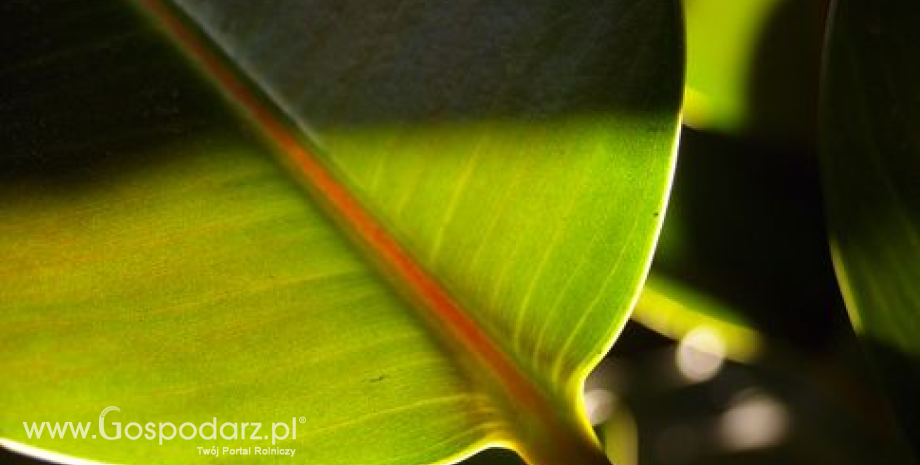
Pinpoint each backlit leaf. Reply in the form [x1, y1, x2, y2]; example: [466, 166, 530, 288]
[0, 1, 683, 464]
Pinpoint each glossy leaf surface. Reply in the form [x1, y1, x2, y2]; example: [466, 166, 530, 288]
[0, 1, 683, 464]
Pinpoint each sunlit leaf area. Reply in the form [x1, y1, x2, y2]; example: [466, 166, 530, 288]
[2, 0, 918, 465]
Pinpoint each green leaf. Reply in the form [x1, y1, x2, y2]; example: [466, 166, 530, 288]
[820, 0, 920, 455]
[0, 1, 683, 464]
[634, 273, 762, 361]
[683, 0, 824, 139]
[683, 0, 784, 130]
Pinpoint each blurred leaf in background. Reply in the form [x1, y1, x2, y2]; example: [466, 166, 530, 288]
[683, 0, 826, 140]
[640, 0, 840, 354]
[623, 0, 916, 463]
[820, 0, 920, 459]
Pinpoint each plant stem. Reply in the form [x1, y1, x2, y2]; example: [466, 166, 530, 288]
[516, 424, 613, 465]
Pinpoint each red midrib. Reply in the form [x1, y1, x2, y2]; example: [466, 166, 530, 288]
[135, 2, 605, 463]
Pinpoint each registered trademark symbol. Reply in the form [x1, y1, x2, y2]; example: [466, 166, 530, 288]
[299, 416, 306, 424]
